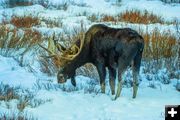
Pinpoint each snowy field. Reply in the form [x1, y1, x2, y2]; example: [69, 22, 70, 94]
[0, 0, 180, 120]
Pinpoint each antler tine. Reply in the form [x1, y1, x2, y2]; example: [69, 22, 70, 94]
[38, 32, 58, 58]
[63, 34, 85, 60]
[70, 44, 79, 54]
[38, 43, 55, 55]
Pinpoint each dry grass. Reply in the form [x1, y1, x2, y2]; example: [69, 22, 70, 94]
[100, 14, 117, 23]
[118, 9, 164, 24]
[0, 82, 50, 118]
[89, 10, 166, 24]
[10, 16, 40, 28]
[0, 83, 19, 101]
[138, 27, 179, 77]
[0, 25, 43, 66]
[140, 28, 177, 60]
[0, 25, 42, 49]
[38, 55, 57, 76]
[0, 112, 37, 120]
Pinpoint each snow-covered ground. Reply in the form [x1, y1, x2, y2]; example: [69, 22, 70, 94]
[0, 55, 179, 120]
[0, 0, 179, 120]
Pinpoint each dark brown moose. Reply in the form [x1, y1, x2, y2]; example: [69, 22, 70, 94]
[39, 24, 144, 99]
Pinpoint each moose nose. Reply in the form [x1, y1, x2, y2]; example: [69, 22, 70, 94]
[57, 74, 66, 83]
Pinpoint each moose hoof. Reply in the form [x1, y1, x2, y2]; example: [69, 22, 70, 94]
[71, 80, 76, 87]
[111, 94, 116, 101]
[132, 93, 137, 99]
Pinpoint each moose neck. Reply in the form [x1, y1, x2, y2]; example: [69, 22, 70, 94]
[65, 44, 90, 75]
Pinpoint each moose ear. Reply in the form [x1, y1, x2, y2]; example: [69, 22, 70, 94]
[75, 39, 81, 48]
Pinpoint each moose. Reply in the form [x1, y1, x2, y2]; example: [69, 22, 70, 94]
[39, 24, 144, 99]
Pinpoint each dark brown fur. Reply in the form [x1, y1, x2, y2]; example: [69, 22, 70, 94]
[58, 24, 144, 99]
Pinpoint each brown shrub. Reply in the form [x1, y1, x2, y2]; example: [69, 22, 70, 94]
[10, 16, 40, 28]
[0, 25, 42, 49]
[140, 28, 177, 60]
[100, 14, 117, 23]
[118, 10, 164, 24]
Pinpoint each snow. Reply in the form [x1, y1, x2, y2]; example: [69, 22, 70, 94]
[29, 83, 179, 120]
[0, 0, 180, 120]
[0, 55, 36, 88]
[0, 55, 179, 120]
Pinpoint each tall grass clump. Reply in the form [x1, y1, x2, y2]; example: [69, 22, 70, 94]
[142, 28, 177, 60]
[139, 27, 179, 80]
[118, 9, 164, 24]
[0, 25, 42, 50]
[10, 15, 40, 28]
[0, 25, 43, 66]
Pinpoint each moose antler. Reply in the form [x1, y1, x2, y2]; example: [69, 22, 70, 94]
[60, 33, 84, 60]
[39, 32, 84, 63]
[38, 32, 61, 58]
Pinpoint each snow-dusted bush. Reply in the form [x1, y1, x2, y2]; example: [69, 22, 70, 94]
[0, 25, 43, 67]
[160, 0, 180, 3]
[6, 0, 33, 8]
[0, 112, 37, 120]
[0, 83, 20, 101]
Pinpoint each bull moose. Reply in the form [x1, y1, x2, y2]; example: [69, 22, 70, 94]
[39, 24, 144, 99]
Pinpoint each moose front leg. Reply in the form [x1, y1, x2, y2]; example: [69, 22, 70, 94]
[96, 62, 106, 94]
[71, 77, 76, 87]
[70, 72, 76, 87]
[108, 67, 116, 95]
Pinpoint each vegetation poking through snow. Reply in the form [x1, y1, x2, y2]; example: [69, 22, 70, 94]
[10, 15, 40, 28]
[0, 83, 19, 101]
[141, 28, 177, 59]
[0, 112, 37, 120]
[87, 9, 175, 24]
[0, 82, 51, 119]
[118, 9, 164, 24]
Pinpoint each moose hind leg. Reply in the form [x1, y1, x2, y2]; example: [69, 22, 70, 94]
[115, 60, 128, 100]
[132, 51, 142, 98]
[132, 71, 139, 98]
[114, 70, 124, 100]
